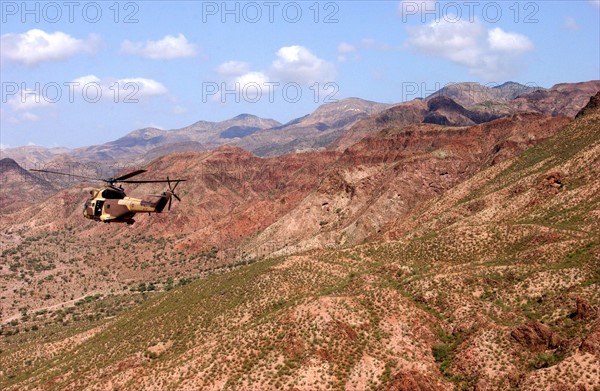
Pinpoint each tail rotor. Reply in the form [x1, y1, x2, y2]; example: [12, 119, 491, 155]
[166, 176, 182, 211]
[147, 176, 185, 212]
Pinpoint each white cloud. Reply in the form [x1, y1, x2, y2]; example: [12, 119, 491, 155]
[406, 19, 483, 66]
[3, 75, 167, 126]
[116, 78, 168, 96]
[72, 75, 101, 85]
[21, 112, 40, 122]
[488, 28, 534, 52]
[235, 71, 269, 86]
[337, 42, 359, 62]
[5, 75, 167, 117]
[1, 111, 41, 125]
[337, 42, 357, 54]
[216, 61, 251, 77]
[68, 74, 168, 98]
[563, 16, 581, 31]
[235, 72, 270, 99]
[214, 46, 335, 102]
[209, 68, 271, 102]
[120, 34, 198, 60]
[590, 0, 600, 8]
[7, 89, 52, 111]
[0, 29, 100, 66]
[270, 45, 336, 85]
[406, 19, 534, 80]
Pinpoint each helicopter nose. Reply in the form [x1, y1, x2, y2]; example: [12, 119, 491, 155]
[83, 200, 91, 216]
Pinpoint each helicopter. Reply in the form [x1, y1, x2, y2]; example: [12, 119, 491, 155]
[30, 168, 186, 225]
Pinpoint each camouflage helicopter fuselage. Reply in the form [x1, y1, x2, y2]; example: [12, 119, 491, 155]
[30, 168, 184, 225]
[83, 187, 170, 225]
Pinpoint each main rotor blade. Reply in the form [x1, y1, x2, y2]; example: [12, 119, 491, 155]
[30, 169, 102, 181]
[113, 169, 147, 182]
[119, 179, 186, 183]
[31, 169, 186, 188]
[173, 193, 181, 202]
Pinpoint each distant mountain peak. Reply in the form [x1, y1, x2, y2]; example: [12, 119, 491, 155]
[223, 113, 280, 126]
[0, 158, 35, 174]
[209, 144, 257, 160]
[232, 113, 258, 120]
[331, 97, 374, 103]
[426, 81, 545, 106]
[426, 95, 465, 110]
[0, 157, 19, 165]
[575, 91, 600, 118]
[0, 157, 53, 185]
[310, 97, 391, 117]
[493, 81, 520, 88]
[318, 96, 383, 107]
[189, 119, 216, 127]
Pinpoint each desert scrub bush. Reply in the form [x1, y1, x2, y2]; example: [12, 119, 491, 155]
[529, 351, 564, 369]
[431, 327, 478, 382]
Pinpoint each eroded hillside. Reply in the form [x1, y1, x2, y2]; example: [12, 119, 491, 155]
[1, 93, 598, 390]
[0, 109, 574, 320]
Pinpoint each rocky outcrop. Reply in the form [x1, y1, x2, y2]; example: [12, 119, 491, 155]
[579, 326, 600, 354]
[511, 80, 600, 118]
[549, 384, 588, 391]
[575, 91, 600, 119]
[573, 297, 597, 321]
[511, 321, 562, 352]
[0, 158, 56, 213]
[538, 171, 565, 193]
[424, 96, 499, 126]
[383, 370, 444, 391]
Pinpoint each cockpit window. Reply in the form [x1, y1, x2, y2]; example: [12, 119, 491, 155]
[102, 189, 125, 199]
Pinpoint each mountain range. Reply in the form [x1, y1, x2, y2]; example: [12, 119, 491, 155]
[3, 81, 599, 168]
[0, 81, 599, 390]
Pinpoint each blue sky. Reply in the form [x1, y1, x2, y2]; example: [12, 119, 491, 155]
[1, 0, 599, 148]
